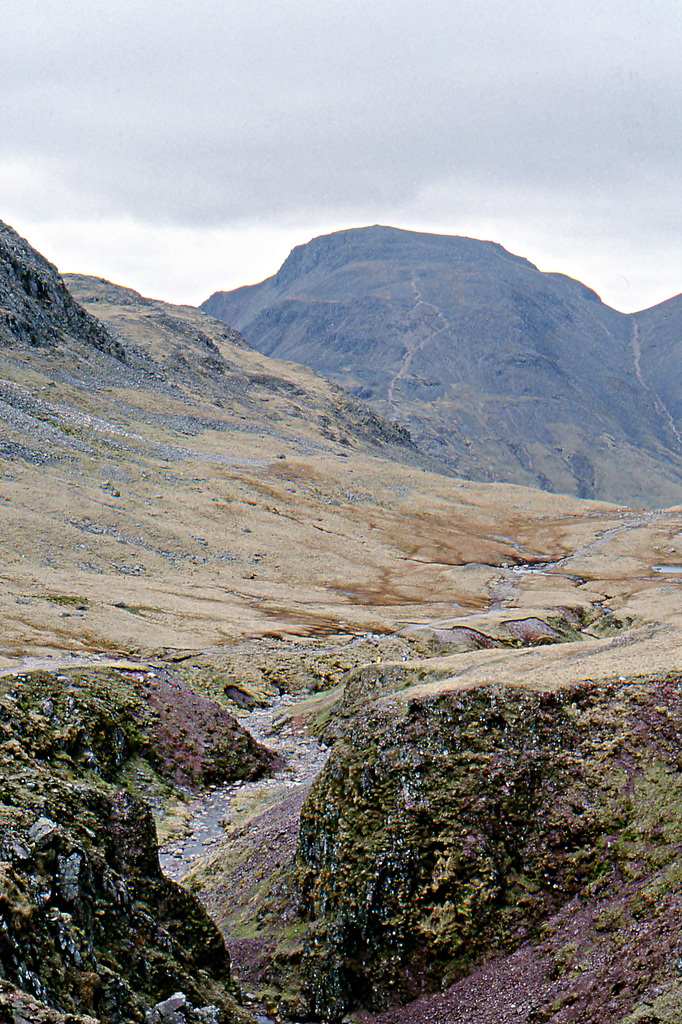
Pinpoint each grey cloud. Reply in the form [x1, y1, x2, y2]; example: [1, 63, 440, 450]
[3, 0, 682, 293]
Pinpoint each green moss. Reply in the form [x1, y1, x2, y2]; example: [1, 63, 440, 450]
[552, 941, 579, 974]
[620, 979, 682, 1023]
[43, 594, 89, 607]
[593, 903, 626, 933]
[245, 678, 682, 1021]
[614, 762, 682, 872]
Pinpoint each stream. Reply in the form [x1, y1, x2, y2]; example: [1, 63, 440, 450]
[158, 692, 330, 882]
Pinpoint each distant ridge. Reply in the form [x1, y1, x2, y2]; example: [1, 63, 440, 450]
[203, 225, 682, 507]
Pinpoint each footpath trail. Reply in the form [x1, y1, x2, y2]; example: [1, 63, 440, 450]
[158, 692, 330, 882]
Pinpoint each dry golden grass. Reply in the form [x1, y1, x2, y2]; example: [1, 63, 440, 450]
[1, 277, 681, 692]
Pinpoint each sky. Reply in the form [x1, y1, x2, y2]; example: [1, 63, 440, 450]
[3, 0, 682, 311]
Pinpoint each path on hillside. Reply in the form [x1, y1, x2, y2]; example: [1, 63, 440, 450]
[386, 279, 452, 415]
[631, 319, 682, 449]
[523, 508, 662, 569]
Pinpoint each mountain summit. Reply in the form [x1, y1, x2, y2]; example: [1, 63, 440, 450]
[203, 225, 682, 507]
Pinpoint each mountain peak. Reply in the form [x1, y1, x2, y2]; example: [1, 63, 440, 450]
[271, 224, 537, 291]
[202, 224, 682, 506]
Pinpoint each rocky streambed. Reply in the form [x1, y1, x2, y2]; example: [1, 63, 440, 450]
[159, 694, 330, 882]
[5, 616, 682, 1024]
[0, 640, 347, 1024]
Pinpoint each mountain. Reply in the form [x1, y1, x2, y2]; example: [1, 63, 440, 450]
[634, 292, 682, 444]
[5, 222, 682, 1023]
[202, 224, 682, 507]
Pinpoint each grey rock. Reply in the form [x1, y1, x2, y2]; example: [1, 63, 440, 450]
[28, 816, 59, 849]
[0, 219, 126, 361]
[155, 991, 187, 1018]
[57, 850, 84, 902]
[190, 1007, 221, 1023]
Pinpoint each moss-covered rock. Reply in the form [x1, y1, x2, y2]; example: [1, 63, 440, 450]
[0, 668, 261, 1023]
[259, 676, 682, 1020]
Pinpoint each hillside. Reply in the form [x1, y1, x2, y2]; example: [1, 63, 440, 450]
[203, 225, 682, 507]
[3, 220, 682, 1023]
[634, 292, 682, 439]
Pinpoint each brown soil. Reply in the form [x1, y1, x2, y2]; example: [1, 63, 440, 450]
[356, 879, 682, 1024]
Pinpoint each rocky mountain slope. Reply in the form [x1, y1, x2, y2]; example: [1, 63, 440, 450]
[4, 219, 682, 1024]
[202, 225, 682, 508]
[0, 221, 125, 361]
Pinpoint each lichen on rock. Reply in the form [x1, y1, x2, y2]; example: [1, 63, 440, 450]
[255, 675, 682, 1021]
[0, 667, 263, 1023]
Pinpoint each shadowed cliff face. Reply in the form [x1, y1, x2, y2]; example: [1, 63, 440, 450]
[0, 221, 125, 360]
[203, 225, 682, 508]
[0, 666, 263, 1023]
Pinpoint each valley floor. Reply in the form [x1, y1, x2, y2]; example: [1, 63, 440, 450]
[3, 262, 682, 1022]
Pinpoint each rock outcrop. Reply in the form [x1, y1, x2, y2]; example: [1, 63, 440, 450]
[254, 673, 682, 1022]
[0, 221, 125, 360]
[0, 668, 264, 1023]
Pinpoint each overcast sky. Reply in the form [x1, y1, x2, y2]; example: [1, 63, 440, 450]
[3, 0, 682, 311]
